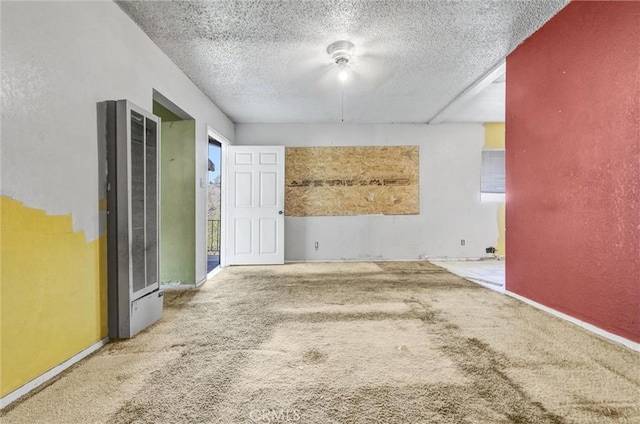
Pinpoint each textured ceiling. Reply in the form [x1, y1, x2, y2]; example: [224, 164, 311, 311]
[117, 0, 567, 124]
[443, 71, 506, 123]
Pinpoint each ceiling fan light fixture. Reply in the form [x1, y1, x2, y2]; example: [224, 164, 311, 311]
[336, 57, 349, 82]
[327, 40, 355, 82]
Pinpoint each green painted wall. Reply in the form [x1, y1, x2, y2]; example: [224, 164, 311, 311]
[153, 101, 183, 122]
[160, 120, 196, 284]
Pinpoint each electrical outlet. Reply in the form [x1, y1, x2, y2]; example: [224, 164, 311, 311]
[461, 239, 465, 246]
[315, 241, 319, 250]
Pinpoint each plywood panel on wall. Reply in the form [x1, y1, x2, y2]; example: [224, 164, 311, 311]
[286, 146, 419, 216]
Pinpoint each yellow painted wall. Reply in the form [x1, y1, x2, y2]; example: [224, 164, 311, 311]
[0, 197, 107, 397]
[483, 123, 506, 256]
[484, 123, 506, 149]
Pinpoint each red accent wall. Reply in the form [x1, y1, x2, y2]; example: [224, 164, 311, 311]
[506, 1, 640, 343]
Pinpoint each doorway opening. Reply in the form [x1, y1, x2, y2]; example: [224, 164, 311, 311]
[207, 137, 222, 272]
[152, 91, 197, 286]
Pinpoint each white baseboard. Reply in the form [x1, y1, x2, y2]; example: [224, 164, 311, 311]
[161, 282, 196, 290]
[505, 291, 640, 352]
[0, 337, 109, 409]
[427, 256, 496, 262]
[163, 267, 222, 289]
[206, 265, 223, 280]
[285, 258, 432, 263]
[466, 278, 505, 293]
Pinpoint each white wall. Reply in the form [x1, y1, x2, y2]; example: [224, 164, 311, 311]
[235, 124, 500, 261]
[0, 1, 234, 283]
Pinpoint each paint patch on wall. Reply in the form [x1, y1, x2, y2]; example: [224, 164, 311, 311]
[0, 196, 107, 397]
[285, 146, 419, 216]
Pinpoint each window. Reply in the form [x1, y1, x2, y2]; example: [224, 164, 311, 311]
[481, 149, 505, 202]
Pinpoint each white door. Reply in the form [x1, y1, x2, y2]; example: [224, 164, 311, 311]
[227, 146, 285, 265]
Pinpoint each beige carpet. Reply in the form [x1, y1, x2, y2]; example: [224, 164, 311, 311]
[2, 262, 638, 423]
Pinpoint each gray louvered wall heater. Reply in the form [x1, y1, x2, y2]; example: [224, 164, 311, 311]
[103, 100, 163, 339]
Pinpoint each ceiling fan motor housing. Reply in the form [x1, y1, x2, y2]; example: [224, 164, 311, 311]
[327, 40, 355, 67]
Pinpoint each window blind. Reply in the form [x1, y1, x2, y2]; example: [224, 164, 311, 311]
[481, 149, 505, 194]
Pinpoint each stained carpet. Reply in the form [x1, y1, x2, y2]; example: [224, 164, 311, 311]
[2, 262, 638, 423]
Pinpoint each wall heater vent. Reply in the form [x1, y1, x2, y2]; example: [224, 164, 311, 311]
[102, 100, 163, 338]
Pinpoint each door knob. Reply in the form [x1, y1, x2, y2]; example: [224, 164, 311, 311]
[279, 211, 283, 215]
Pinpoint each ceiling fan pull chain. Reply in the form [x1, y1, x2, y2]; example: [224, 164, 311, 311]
[341, 87, 344, 123]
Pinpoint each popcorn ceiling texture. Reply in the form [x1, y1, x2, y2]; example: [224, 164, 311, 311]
[116, 0, 568, 123]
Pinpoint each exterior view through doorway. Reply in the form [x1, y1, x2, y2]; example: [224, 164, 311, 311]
[207, 138, 222, 273]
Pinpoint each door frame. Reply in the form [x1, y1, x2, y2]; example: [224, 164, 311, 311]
[206, 125, 231, 276]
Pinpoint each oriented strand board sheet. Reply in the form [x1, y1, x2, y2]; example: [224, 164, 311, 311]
[286, 146, 419, 216]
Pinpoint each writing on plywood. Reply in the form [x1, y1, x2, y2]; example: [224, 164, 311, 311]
[285, 146, 419, 216]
